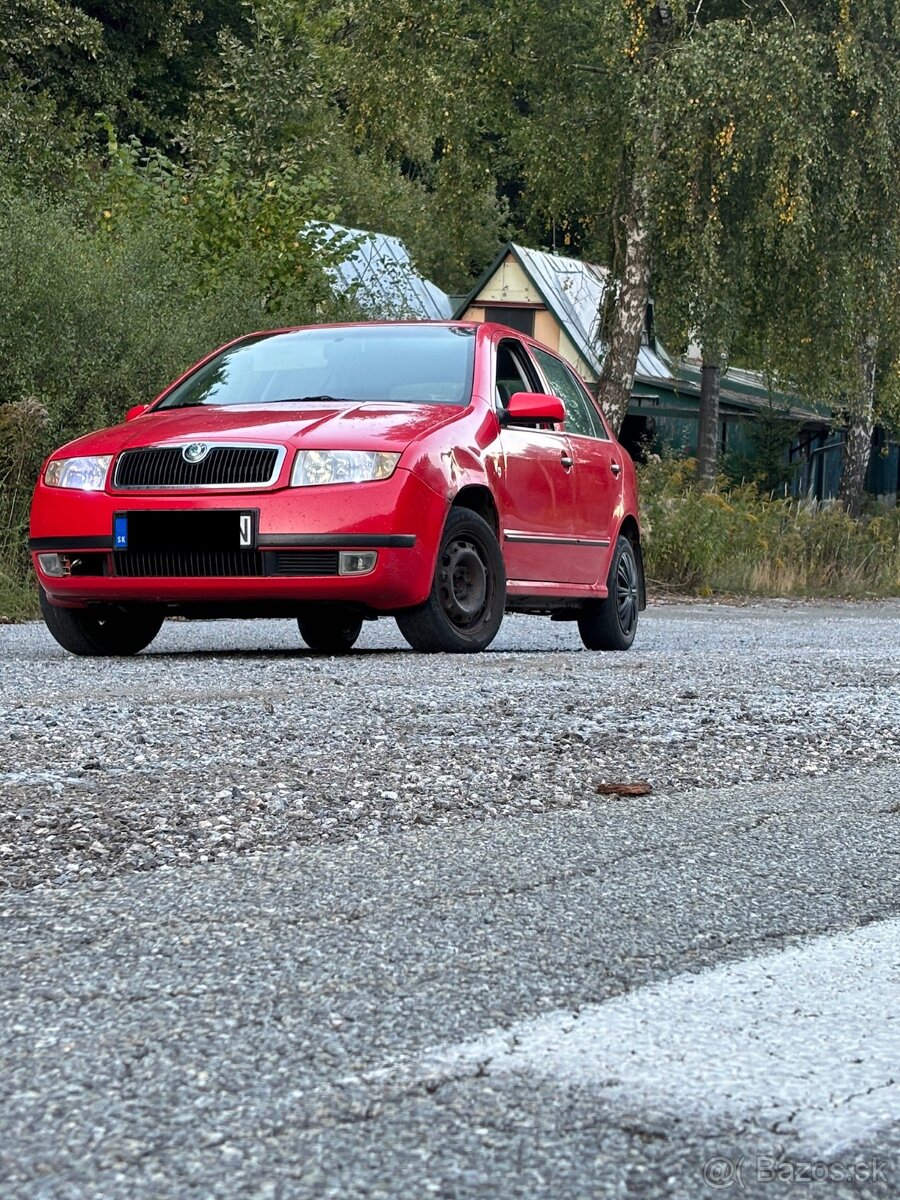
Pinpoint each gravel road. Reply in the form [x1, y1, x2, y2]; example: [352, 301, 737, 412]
[2, 602, 899, 1198]
[2, 602, 899, 892]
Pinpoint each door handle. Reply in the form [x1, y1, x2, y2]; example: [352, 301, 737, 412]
[560, 454, 574, 470]
[610, 461, 622, 477]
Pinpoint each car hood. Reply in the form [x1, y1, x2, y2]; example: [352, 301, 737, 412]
[54, 402, 465, 457]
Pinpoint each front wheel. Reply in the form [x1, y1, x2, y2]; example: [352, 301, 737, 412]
[577, 535, 640, 651]
[297, 607, 363, 654]
[396, 508, 506, 653]
[39, 590, 164, 656]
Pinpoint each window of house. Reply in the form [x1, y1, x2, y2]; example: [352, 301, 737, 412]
[486, 307, 536, 336]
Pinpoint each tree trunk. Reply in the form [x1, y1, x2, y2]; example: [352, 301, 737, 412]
[838, 336, 876, 518]
[697, 356, 721, 488]
[595, 2, 677, 435]
[596, 169, 651, 435]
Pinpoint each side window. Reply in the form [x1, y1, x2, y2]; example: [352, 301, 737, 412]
[495, 340, 539, 410]
[533, 348, 608, 439]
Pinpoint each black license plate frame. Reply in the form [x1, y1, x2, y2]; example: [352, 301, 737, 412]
[113, 509, 259, 552]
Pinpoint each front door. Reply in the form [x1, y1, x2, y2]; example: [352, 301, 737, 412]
[532, 347, 622, 586]
[493, 339, 580, 584]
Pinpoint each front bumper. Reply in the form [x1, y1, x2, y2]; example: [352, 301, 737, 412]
[30, 468, 448, 612]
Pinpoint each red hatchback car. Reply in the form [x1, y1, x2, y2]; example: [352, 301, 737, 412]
[30, 322, 645, 655]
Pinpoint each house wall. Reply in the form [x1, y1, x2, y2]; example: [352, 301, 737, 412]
[792, 429, 899, 504]
[459, 280, 594, 384]
[627, 389, 760, 459]
[867, 432, 900, 505]
[533, 309, 559, 352]
[556, 329, 594, 383]
[476, 255, 541, 304]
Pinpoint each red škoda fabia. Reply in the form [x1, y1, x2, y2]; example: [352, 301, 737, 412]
[30, 322, 645, 654]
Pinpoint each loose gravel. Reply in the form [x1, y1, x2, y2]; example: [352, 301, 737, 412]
[2, 601, 899, 892]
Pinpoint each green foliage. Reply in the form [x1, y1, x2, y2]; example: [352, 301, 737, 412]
[97, 117, 352, 316]
[0, 178, 348, 614]
[0, 397, 51, 619]
[640, 457, 900, 597]
[0, 0, 249, 144]
[183, 0, 508, 294]
[723, 405, 802, 496]
[688, 7, 900, 425]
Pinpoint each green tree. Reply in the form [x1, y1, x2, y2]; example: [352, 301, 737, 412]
[748, 2, 900, 515]
[645, 12, 758, 486]
[0, 0, 249, 150]
[185, 0, 507, 294]
[644, 4, 900, 512]
[97, 117, 351, 318]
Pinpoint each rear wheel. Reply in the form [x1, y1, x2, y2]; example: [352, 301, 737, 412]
[396, 508, 506, 653]
[39, 590, 164, 656]
[577, 535, 640, 651]
[297, 607, 363, 654]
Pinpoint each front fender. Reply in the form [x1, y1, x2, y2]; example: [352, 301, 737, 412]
[404, 407, 500, 505]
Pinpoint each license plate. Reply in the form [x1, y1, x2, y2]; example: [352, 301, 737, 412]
[114, 510, 257, 551]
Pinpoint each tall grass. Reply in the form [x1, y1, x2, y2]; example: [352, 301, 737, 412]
[639, 458, 900, 598]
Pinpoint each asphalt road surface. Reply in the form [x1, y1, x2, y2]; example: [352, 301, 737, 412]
[2, 602, 899, 1199]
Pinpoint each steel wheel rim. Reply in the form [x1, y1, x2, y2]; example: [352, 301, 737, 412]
[438, 536, 490, 628]
[616, 549, 638, 635]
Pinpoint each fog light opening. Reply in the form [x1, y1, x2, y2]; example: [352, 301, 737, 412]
[37, 553, 66, 577]
[338, 551, 378, 576]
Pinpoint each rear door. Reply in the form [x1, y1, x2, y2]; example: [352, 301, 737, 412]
[493, 337, 580, 584]
[531, 347, 623, 586]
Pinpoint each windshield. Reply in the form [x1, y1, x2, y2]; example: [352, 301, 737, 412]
[157, 325, 476, 409]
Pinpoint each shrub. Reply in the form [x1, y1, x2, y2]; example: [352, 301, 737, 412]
[0, 180, 353, 617]
[639, 458, 900, 597]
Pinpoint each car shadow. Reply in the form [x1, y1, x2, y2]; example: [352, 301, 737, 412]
[144, 646, 583, 660]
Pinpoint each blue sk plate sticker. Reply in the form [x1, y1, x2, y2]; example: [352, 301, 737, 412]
[114, 514, 128, 549]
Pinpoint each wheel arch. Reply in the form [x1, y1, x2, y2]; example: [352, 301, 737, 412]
[450, 484, 500, 538]
[615, 514, 647, 611]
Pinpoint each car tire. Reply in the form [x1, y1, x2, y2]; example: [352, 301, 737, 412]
[577, 535, 640, 651]
[39, 589, 164, 656]
[297, 607, 363, 654]
[396, 508, 506, 653]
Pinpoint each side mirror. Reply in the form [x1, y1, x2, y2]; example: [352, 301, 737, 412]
[506, 391, 565, 425]
[125, 404, 151, 422]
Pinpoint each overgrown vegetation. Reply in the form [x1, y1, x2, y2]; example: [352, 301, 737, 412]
[0, 180, 357, 619]
[640, 459, 900, 598]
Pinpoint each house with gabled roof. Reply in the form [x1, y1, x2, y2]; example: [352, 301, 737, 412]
[453, 241, 833, 472]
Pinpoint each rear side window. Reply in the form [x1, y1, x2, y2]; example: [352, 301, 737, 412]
[533, 348, 608, 439]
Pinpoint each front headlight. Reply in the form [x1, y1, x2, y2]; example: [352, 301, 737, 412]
[291, 450, 400, 487]
[44, 455, 113, 490]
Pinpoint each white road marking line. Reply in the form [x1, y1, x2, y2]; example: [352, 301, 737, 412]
[418, 918, 900, 1156]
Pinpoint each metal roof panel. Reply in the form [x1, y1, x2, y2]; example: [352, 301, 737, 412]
[510, 244, 673, 382]
[321, 223, 454, 320]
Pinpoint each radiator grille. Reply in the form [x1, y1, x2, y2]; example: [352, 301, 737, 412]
[114, 445, 281, 489]
[112, 549, 342, 577]
[272, 551, 340, 576]
[114, 550, 265, 577]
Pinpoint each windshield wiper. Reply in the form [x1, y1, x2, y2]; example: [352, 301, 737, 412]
[268, 395, 358, 404]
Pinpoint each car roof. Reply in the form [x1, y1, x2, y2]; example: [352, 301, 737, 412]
[233, 320, 551, 350]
